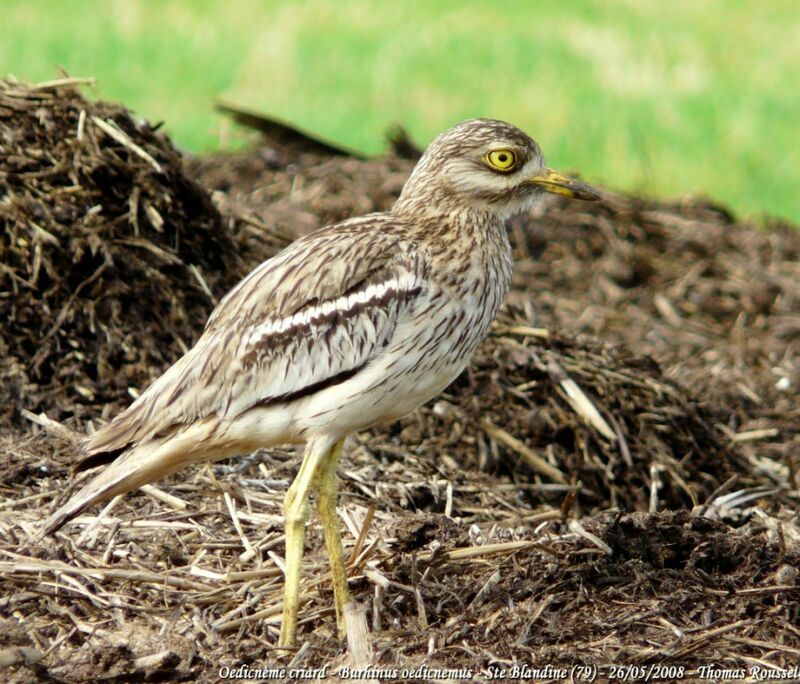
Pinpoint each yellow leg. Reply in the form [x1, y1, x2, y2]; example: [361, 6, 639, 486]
[314, 437, 349, 636]
[278, 439, 329, 648]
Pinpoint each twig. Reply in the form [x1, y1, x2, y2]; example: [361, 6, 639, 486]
[0, 558, 213, 591]
[222, 492, 256, 560]
[695, 474, 739, 517]
[469, 570, 501, 609]
[20, 411, 80, 443]
[661, 619, 750, 658]
[30, 77, 96, 90]
[345, 601, 374, 669]
[417, 540, 538, 562]
[568, 519, 612, 555]
[547, 358, 617, 441]
[492, 324, 550, 339]
[189, 264, 216, 304]
[725, 636, 800, 657]
[732, 428, 779, 443]
[140, 484, 188, 511]
[348, 503, 375, 566]
[91, 116, 163, 173]
[649, 463, 663, 513]
[480, 419, 567, 484]
[76, 495, 122, 545]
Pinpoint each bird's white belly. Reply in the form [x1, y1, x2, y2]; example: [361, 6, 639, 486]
[291, 292, 496, 439]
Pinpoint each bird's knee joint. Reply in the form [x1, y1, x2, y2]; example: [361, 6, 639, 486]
[284, 497, 310, 527]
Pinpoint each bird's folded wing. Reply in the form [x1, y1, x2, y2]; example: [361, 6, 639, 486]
[82, 219, 427, 457]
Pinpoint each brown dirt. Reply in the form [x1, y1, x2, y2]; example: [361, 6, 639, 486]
[1, 80, 799, 683]
[0, 77, 244, 427]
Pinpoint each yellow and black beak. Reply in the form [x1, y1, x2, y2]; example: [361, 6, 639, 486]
[527, 169, 601, 201]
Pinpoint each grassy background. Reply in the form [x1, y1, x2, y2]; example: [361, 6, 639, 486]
[3, 0, 798, 221]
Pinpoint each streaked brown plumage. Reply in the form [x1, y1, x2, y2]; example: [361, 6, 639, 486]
[38, 119, 600, 646]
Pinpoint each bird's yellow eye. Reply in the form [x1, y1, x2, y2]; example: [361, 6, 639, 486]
[485, 149, 517, 172]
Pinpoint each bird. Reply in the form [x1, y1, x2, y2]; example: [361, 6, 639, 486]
[37, 118, 600, 647]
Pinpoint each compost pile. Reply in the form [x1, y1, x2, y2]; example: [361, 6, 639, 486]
[1, 81, 799, 682]
[0, 77, 243, 427]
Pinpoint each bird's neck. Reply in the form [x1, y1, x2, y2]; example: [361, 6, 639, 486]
[399, 204, 506, 243]
[394, 205, 514, 298]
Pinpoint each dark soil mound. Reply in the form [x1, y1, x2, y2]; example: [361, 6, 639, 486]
[377, 510, 800, 672]
[0, 77, 242, 425]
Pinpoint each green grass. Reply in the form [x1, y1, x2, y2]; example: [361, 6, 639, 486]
[3, 0, 799, 221]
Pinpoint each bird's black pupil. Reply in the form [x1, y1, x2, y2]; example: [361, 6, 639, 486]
[498, 154, 507, 162]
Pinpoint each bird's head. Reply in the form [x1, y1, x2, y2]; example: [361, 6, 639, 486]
[395, 118, 600, 219]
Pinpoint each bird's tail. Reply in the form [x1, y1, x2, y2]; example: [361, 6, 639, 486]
[35, 419, 225, 542]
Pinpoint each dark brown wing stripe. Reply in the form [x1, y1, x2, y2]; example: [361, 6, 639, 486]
[252, 363, 367, 409]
